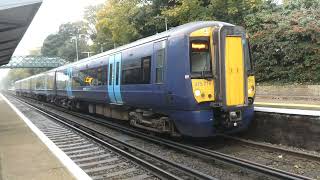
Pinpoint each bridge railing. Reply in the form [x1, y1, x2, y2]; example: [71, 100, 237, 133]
[0, 56, 69, 69]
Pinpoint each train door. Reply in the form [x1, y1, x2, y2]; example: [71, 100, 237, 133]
[66, 67, 73, 97]
[220, 26, 246, 106]
[107, 53, 123, 104]
[54, 71, 57, 97]
[153, 40, 167, 106]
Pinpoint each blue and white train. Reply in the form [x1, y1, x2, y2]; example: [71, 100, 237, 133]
[15, 21, 256, 137]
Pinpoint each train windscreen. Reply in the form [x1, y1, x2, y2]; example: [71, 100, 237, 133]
[190, 39, 213, 78]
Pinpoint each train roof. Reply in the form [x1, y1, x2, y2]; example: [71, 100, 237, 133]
[16, 21, 235, 83]
[52, 21, 234, 70]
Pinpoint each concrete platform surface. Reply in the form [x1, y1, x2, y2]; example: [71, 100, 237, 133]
[0, 95, 77, 180]
[255, 102, 320, 111]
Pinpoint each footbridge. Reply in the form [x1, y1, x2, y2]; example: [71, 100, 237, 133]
[0, 56, 69, 68]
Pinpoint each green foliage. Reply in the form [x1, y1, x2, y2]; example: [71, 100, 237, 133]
[41, 22, 90, 62]
[162, 0, 212, 25]
[96, 0, 142, 46]
[41, 34, 64, 57]
[93, 0, 262, 50]
[84, 4, 103, 37]
[245, 0, 320, 83]
[207, 0, 263, 26]
[38, 0, 320, 84]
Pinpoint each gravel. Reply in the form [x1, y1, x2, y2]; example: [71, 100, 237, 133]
[12, 95, 320, 179]
[204, 141, 320, 179]
[22, 100, 271, 180]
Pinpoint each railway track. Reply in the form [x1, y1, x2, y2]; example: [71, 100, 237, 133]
[16, 102, 156, 180]
[10, 94, 315, 180]
[12, 95, 217, 180]
[217, 134, 320, 162]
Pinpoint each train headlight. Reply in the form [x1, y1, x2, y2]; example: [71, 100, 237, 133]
[194, 90, 201, 97]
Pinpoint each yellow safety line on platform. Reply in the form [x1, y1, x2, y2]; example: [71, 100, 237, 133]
[254, 102, 320, 108]
[255, 102, 320, 108]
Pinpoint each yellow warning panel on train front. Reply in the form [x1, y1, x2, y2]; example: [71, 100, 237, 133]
[191, 79, 215, 103]
[225, 36, 245, 106]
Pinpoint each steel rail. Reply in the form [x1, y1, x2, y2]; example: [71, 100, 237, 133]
[53, 105, 312, 180]
[13, 95, 313, 180]
[218, 134, 320, 162]
[15, 96, 217, 180]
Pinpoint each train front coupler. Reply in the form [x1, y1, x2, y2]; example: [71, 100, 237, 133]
[213, 107, 243, 130]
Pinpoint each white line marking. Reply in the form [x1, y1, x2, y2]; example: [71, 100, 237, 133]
[255, 102, 320, 108]
[0, 94, 92, 180]
[254, 107, 320, 116]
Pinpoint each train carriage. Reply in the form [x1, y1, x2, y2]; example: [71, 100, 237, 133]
[15, 21, 256, 137]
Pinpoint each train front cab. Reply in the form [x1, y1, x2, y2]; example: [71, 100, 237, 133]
[172, 25, 255, 137]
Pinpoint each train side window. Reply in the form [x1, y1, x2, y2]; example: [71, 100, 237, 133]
[36, 77, 40, 90]
[78, 68, 96, 86]
[97, 65, 108, 85]
[121, 56, 151, 85]
[109, 64, 113, 85]
[116, 62, 120, 85]
[45, 72, 53, 90]
[156, 49, 165, 83]
[97, 67, 103, 85]
[38, 76, 44, 90]
[56, 71, 67, 90]
[88, 68, 97, 86]
[122, 59, 140, 84]
[142, 56, 151, 84]
[72, 70, 82, 88]
[103, 65, 107, 85]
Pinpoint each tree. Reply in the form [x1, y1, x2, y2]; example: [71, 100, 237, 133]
[162, 0, 212, 25]
[245, 0, 320, 83]
[206, 0, 263, 26]
[41, 22, 91, 61]
[96, 0, 142, 46]
[41, 34, 65, 57]
[39, 0, 320, 84]
[94, 0, 179, 52]
[84, 4, 104, 43]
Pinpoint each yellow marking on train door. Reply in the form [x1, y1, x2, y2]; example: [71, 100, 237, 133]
[225, 36, 245, 106]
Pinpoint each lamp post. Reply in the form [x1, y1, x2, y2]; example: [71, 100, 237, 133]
[164, 17, 168, 31]
[71, 33, 86, 61]
[154, 15, 168, 31]
[71, 36, 79, 61]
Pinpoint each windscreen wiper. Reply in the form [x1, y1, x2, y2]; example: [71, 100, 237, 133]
[201, 71, 213, 80]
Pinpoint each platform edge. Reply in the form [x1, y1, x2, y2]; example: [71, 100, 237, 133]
[0, 93, 92, 180]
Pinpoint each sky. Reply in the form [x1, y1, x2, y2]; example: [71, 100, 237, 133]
[14, 0, 105, 55]
[0, 0, 104, 81]
[1, 0, 283, 82]
[12, 0, 283, 56]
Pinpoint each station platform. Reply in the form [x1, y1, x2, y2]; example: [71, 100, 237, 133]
[0, 94, 85, 180]
[254, 102, 320, 116]
[255, 102, 320, 111]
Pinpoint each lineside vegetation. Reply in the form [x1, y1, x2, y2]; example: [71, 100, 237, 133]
[3, 0, 319, 88]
